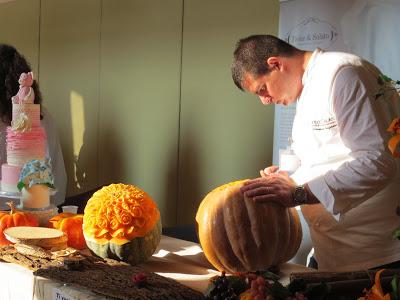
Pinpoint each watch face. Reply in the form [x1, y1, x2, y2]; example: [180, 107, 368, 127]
[294, 186, 307, 205]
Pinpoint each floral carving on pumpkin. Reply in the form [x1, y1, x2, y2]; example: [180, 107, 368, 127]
[83, 184, 160, 245]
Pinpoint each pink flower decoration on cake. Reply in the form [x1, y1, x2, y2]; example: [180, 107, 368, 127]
[18, 72, 34, 86]
[11, 72, 35, 104]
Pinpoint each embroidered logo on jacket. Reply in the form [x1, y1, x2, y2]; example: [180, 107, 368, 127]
[311, 117, 337, 131]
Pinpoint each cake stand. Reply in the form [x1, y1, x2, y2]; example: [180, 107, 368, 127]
[0, 189, 21, 210]
[0, 188, 59, 226]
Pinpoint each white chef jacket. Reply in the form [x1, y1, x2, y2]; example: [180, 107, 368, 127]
[0, 106, 67, 209]
[291, 48, 400, 271]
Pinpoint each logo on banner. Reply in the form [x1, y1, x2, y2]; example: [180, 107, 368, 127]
[285, 17, 338, 49]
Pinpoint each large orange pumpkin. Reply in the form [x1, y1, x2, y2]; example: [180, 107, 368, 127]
[48, 212, 86, 250]
[195, 180, 302, 273]
[0, 202, 39, 245]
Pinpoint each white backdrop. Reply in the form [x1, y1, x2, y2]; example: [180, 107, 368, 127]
[276, 0, 400, 265]
[274, 0, 400, 166]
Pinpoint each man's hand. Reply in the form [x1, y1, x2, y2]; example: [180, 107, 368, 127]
[240, 171, 297, 207]
[259, 165, 279, 177]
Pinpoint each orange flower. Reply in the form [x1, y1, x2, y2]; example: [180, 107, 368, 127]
[388, 117, 400, 157]
[119, 212, 133, 225]
[131, 206, 143, 218]
[357, 269, 391, 300]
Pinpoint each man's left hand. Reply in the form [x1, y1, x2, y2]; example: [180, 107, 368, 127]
[240, 172, 297, 207]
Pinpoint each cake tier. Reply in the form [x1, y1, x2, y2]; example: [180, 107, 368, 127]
[20, 184, 50, 209]
[12, 103, 41, 127]
[1, 164, 21, 192]
[6, 126, 46, 166]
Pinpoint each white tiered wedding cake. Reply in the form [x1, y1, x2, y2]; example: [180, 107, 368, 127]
[0, 72, 57, 224]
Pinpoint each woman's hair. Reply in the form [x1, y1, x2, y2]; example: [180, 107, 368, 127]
[231, 35, 299, 90]
[0, 44, 42, 124]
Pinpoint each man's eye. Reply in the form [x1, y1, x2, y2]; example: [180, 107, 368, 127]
[258, 86, 266, 94]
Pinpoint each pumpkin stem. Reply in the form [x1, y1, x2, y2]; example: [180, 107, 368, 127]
[6, 202, 16, 214]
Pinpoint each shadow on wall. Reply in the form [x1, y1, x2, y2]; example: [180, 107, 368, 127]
[162, 147, 179, 227]
[163, 127, 202, 243]
[74, 128, 92, 193]
[97, 125, 125, 186]
[162, 127, 202, 242]
[63, 124, 125, 212]
[64, 90, 102, 203]
[63, 127, 101, 213]
[180, 128, 203, 224]
[66, 110, 125, 211]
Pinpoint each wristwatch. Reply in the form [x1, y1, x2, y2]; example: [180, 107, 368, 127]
[293, 185, 308, 206]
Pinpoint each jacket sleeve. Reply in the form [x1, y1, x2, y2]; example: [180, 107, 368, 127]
[307, 66, 398, 216]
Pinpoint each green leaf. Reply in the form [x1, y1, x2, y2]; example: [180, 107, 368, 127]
[17, 181, 25, 191]
[380, 74, 393, 82]
[393, 227, 400, 240]
[391, 274, 399, 300]
[258, 270, 281, 281]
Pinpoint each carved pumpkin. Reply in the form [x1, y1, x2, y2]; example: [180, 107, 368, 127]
[0, 202, 39, 245]
[83, 183, 161, 265]
[48, 212, 86, 250]
[195, 180, 302, 273]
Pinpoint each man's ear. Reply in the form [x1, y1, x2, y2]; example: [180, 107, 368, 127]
[266, 57, 281, 70]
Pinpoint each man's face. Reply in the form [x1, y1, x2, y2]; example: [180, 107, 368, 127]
[241, 63, 301, 106]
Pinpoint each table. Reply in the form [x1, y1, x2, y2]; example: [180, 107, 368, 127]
[0, 235, 312, 300]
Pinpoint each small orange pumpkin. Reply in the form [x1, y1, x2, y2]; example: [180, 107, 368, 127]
[0, 202, 39, 245]
[48, 212, 86, 250]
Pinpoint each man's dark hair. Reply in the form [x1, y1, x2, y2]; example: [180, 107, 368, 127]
[0, 44, 43, 124]
[231, 35, 298, 90]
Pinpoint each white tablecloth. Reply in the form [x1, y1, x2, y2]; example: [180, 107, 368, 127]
[0, 235, 312, 300]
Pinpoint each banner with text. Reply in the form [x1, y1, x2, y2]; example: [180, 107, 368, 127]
[273, 0, 400, 165]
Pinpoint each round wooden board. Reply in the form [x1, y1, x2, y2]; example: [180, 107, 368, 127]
[4, 226, 68, 250]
